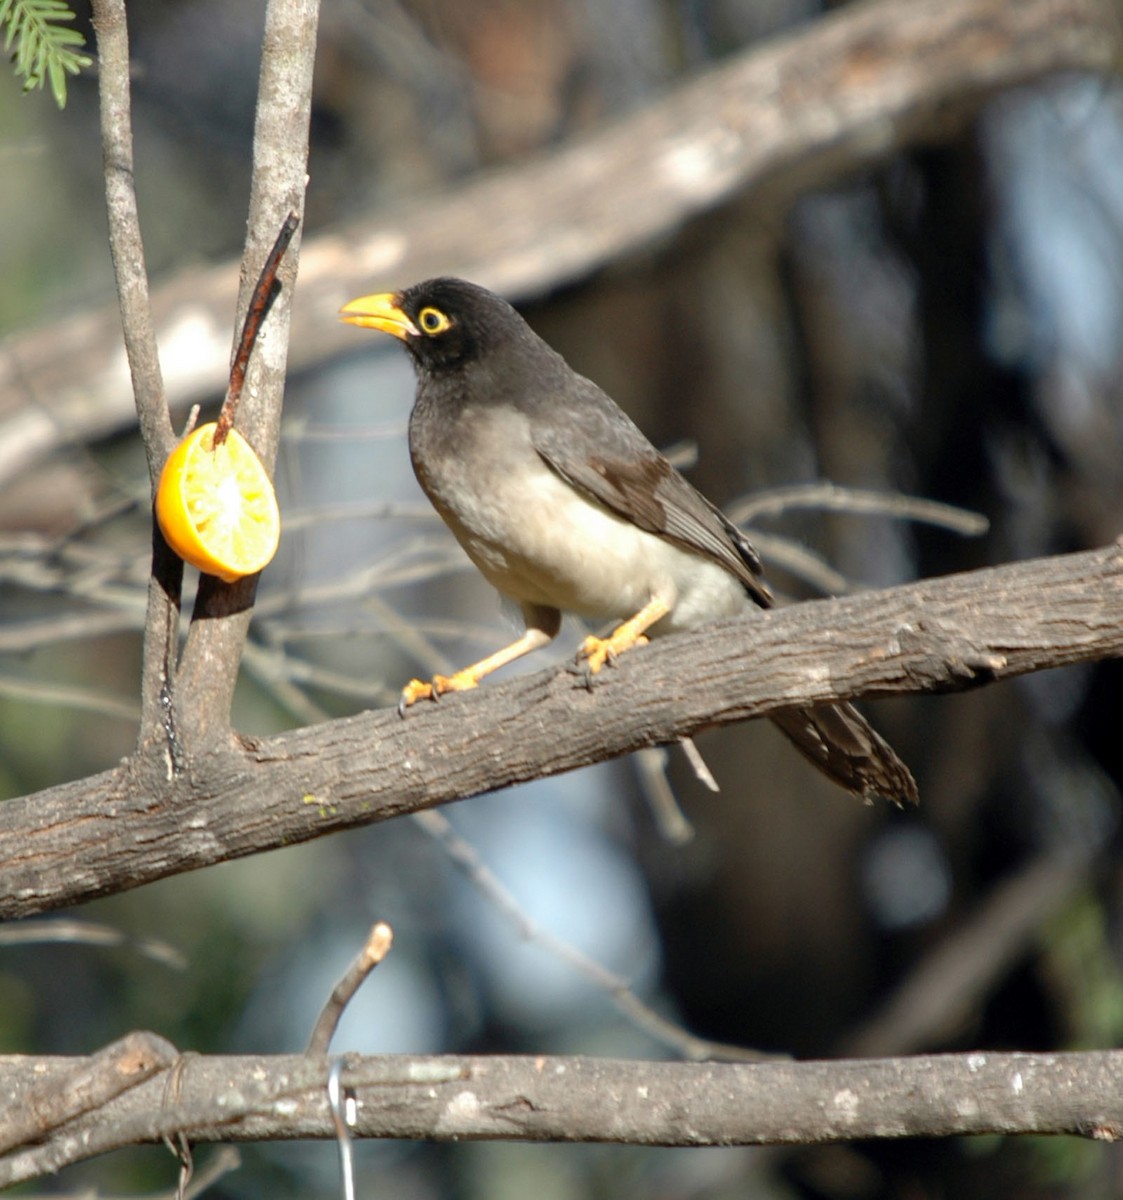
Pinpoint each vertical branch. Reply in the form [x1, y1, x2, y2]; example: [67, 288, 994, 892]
[90, 0, 183, 759]
[89, 0, 172, 469]
[173, 0, 321, 750]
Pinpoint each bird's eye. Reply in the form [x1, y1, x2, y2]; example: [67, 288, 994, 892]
[417, 306, 452, 335]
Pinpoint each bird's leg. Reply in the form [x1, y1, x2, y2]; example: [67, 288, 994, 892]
[400, 627, 555, 714]
[578, 595, 671, 678]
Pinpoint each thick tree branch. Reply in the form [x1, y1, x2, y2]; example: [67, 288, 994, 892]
[170, 0, 319, 752]
[0, 1031, 177, 1159]
[0, 0, 1116, 494]
[2, 1045, 1122, 1182]
[2, 542, 1122, 920]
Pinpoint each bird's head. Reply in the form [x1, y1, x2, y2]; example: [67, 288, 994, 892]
[340, 277, 524, 373]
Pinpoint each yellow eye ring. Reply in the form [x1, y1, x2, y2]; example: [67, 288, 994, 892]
[417, 306, 452, 335]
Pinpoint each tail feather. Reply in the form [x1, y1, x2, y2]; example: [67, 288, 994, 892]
[769, 703, 918, 807]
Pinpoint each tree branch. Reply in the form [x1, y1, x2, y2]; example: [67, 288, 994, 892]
[0, 1031, 177, 1159]
[2, 1045, 1122, 1183]
[89, 0, 172, 471]
[0, 0, 1116, 495]
[90, 0, 184, 756]
[170, 0, 319, 753]
[2, 541, 1122, 920]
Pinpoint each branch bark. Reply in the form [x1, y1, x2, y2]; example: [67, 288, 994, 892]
[2, 1045, 1122, 1183]
[2, 541, 1122, 920]
[169, 0, 319, 753]
[0, 0, 1116, 494]
[90, 0, 184, 756]
[89, 0, 172, 471]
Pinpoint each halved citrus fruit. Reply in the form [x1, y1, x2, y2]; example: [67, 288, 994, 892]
[155, 422, 280, 583]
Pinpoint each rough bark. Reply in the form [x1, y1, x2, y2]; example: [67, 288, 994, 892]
[2, 541, 1121, 920]
[3, 1044, 1122, 1184]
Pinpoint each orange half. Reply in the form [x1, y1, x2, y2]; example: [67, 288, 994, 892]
[155, 422, 280, 583]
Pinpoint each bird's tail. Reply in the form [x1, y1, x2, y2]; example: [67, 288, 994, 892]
[769, 703, 918, 807]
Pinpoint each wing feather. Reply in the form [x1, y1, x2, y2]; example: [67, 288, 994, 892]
[527, 375, 772, 609]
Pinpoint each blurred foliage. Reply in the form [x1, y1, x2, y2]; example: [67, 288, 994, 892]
[1040, 889, 1123, 1050]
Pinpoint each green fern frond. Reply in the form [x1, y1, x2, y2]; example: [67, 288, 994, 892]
[0, 0, 92, 108]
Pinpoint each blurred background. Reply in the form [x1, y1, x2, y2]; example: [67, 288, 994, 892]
[3, 0, 1123, 1196]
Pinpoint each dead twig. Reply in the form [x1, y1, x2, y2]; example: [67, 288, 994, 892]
[306, 923, 394, 1055]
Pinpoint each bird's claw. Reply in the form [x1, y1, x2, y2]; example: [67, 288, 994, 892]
[397, 672, 477, 716]
[398, 679, 428, 716]
[574, 631, 649, 687]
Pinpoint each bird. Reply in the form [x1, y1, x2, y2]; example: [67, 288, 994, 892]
[339, 277, 917, 806]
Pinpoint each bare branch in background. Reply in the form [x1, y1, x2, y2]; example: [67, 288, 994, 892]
[0, 919, 185, 969]
[729, 482, 991, 537]
[843, 845, 1096, 1059]
[0, 0, 1115, 500]
[414, 810, 765, 1062]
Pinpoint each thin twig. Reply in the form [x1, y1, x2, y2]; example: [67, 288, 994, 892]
[0, 676, 139, 724]
[284, 418, 409, 443]
[747, 531, 855, 596]
[634, 747, 696, 845]
[729, 482, 989, 535]
[306, 923, 394, 1055]
[0, 919, 185, 969]
[180, 1146, 242, 1200]
[214, 212, 300, 448]
[413, 809, 773, 1062]
[89, 0, 172, 470]
[90, 0, 183, 755]
[0, 610, 140, 653]
[279, 498, 439, 530]
[680, 738, 720, 794]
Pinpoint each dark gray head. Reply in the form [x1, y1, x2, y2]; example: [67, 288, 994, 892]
[340, 277, 531, 373]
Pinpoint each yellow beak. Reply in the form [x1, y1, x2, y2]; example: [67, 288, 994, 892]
[339, 292, 418, 340]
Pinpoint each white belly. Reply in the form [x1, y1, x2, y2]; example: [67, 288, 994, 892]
[418, 408, 748, 631]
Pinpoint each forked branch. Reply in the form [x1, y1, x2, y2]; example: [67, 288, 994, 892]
[0, 0, 1116, 496]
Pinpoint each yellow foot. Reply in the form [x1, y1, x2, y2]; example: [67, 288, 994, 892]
[398, 670, 480, 715]
[577, 630, 650, 678]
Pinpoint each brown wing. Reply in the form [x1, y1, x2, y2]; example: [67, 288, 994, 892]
[529, 375, 772, 609]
